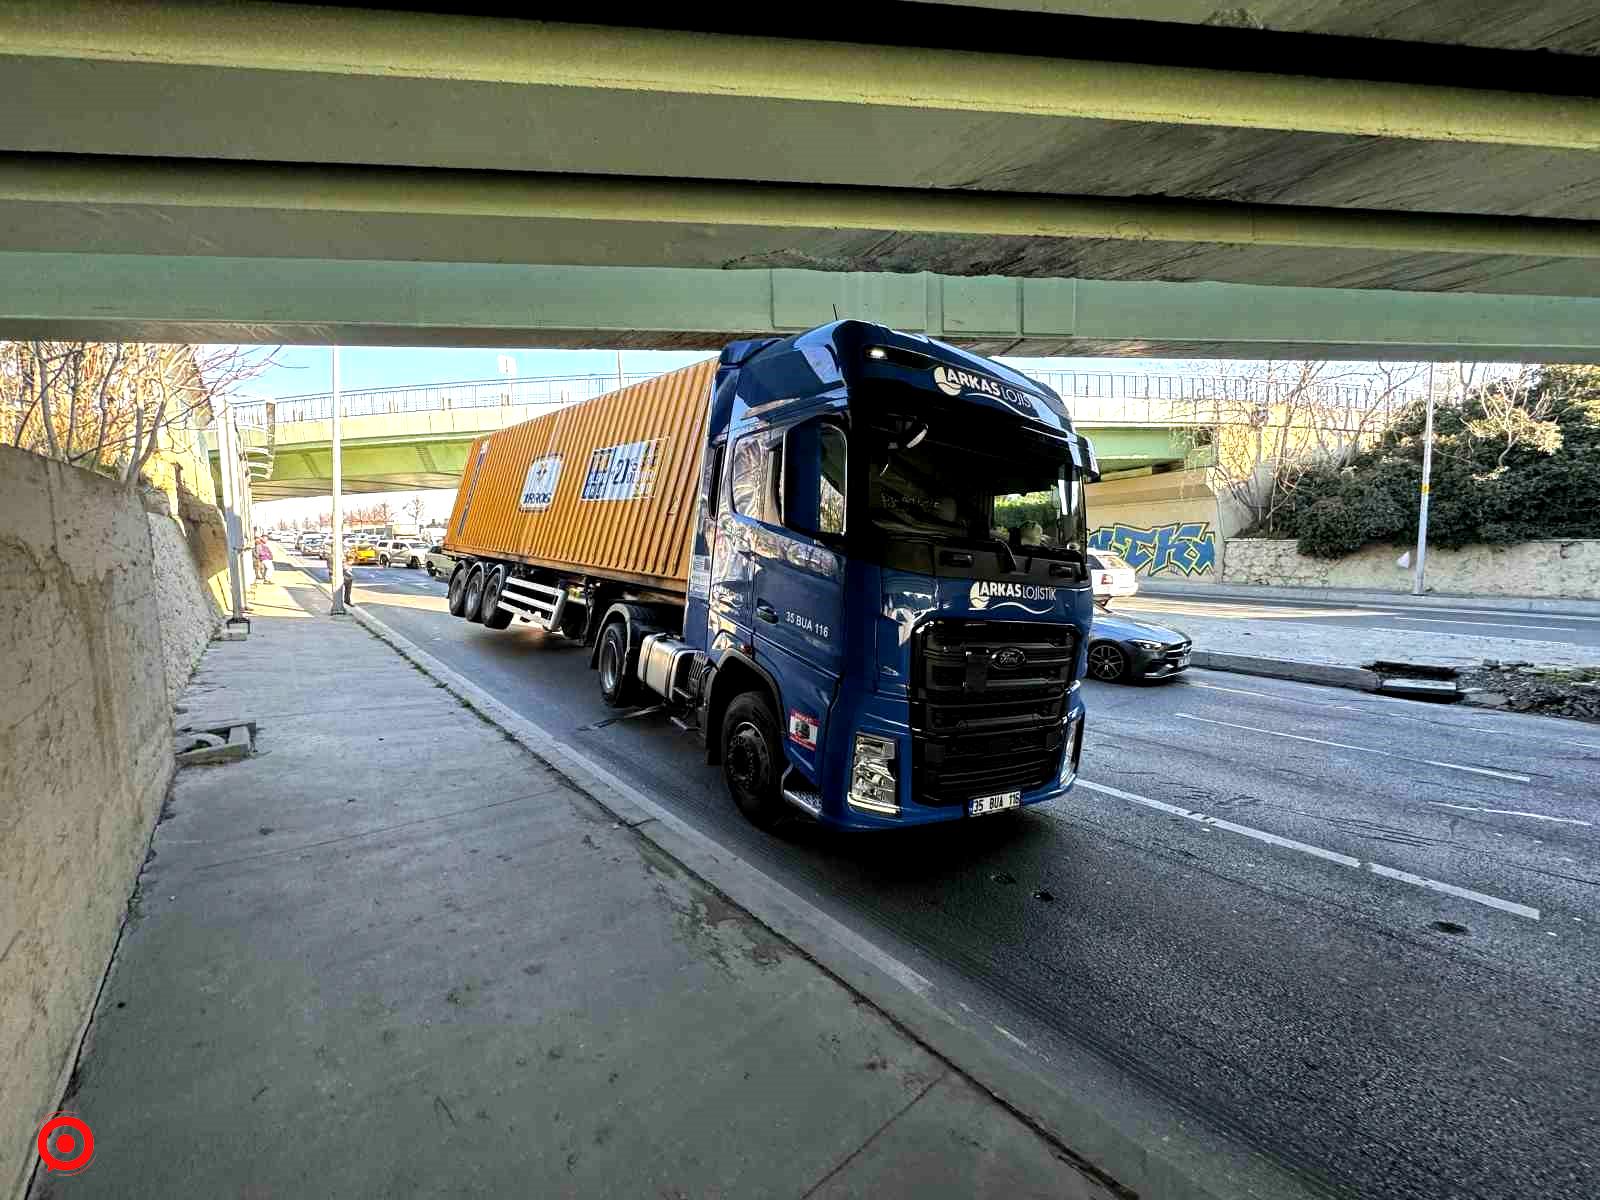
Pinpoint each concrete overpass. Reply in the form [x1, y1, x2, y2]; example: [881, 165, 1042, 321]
[224, 366, 1418, 499]
[3, 4, 1600, 361]
[3, 2, 1600, 362]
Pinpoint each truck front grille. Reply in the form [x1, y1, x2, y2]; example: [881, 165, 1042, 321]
[910, 619, 1076, 806]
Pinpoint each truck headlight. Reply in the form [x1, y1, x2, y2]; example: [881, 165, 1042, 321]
[848, 733, 899, 816]
[1060, 713, 1084, 787]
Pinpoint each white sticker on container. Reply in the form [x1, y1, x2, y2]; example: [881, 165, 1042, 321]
[580, 438, 667, 503]
[519, 454, 563, 511]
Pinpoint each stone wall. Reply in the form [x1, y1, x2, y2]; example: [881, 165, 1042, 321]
[147, 510, 225, 701]
[0, 445, 221, 1199]
[1223, 538, 1600, 599]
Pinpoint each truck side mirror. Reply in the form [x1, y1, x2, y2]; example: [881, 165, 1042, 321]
[782, 420, 848, 541]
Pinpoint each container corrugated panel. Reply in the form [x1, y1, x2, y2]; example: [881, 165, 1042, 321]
[441, 359, 716, 593]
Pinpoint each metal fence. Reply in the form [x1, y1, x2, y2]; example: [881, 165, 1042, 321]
[232, 366, 1429, 434]
[232, 372, 664, 428]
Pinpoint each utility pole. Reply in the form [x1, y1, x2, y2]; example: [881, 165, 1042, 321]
[1412, 362, 1437, 597]
[329, 345, 346, 615]
[615, 349, 625, 390]
[213, 397, 248, 625]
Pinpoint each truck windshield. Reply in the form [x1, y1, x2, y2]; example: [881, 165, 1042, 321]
[865, 413, 1088, 568]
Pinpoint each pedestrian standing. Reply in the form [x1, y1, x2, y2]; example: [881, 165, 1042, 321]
[341, 539, 357, 607]
[254, 533, 273, 584]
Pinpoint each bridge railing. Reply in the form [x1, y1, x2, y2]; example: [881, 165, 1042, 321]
[231, 371, 664, 428]
[232, 366, 1427, 434]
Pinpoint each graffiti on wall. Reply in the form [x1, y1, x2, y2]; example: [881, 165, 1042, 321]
[1089, 522, 1217, 576]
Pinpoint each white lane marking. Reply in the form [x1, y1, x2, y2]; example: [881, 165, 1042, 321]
[1078, 780, 1541, 921]
[1389, 616, 1576, 631]
[1426, 802, 1593, 827]
[1186, 680, 1278, 700]
[1366, 864, 1541, 920]
[1176, 713, 1532, 783]
[1079, 780, 1360, 866]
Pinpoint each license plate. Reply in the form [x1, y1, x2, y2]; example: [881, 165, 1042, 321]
[969, 790, 1021, 817]
[1176, 653, 1190, 667]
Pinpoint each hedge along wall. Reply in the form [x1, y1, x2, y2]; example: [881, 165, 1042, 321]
[1223, 538, 1600, 599]
[1085, 468, 1236, 579]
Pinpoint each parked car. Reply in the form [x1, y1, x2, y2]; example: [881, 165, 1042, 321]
[423, 544, 456, 579]
[1089, 551, 1138, 607]
[349, 540, 379, 565]
[297, 534, 325, 555]
[1085, 610, 1192, 683]
[377, 538, 430, 568]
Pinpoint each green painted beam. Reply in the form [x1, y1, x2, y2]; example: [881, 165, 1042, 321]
[6, 253, 1600, 362]
[9, 2, 1599, 150]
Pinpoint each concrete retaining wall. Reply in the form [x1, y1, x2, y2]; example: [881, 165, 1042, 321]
[1087, 468, 1223, 579]
[0, 445, 222, 1199]
[1222, 537, 1600, 599]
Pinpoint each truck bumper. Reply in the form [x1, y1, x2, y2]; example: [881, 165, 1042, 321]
[814, 691, 1086, 832]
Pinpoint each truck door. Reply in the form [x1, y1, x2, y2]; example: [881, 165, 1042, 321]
[750, 418, 848, 775]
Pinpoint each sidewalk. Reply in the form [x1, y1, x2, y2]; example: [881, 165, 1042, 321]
[38, 575, 1112, 1200]
[1139, 578, 1600, 618]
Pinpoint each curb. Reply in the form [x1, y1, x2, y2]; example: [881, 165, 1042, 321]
[1191, 650, 1380, 692]
[290, 571, 1314, 1200]
[1139, 581, 1600, 618]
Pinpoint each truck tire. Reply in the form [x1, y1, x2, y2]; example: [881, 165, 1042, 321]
[721, 691, 787, 830]
[447, 563, 471, 616]
[462, 565, 487, 624]
[596, 619, 640, 707]
[479, 566, 513, 630]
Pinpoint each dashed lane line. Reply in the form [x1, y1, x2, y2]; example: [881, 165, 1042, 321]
[1078, 780, 1542, 921]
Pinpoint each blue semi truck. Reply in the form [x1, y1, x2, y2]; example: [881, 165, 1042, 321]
[441, 321, 1099, 831]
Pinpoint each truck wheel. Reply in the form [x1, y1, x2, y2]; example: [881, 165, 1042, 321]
[479, 566, 513, 630]
[596, 619, 639, 707]
[447, 564, 471, 616]
[462, 565, 486, 624]
[722, 691, 786, 830]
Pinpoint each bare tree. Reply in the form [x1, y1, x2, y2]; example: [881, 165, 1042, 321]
[404, 495, 427, 530]
[1177, 359, 1427, 532]
[1, 340, 278, 487]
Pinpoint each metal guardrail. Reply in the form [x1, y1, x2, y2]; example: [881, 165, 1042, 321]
[232, 372, 663, 428]
[230, 367, 1429, 434]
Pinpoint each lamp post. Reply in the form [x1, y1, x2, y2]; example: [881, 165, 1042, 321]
[1412, 362, 1437, 597]
[329, 345, 345, 614]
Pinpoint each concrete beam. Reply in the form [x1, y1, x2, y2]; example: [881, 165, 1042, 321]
[6, 254, 1600, 362]
[8, 3, 1597, 150]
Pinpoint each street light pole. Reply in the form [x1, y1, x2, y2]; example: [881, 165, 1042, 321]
[329, 345, 346, 615]
[1412, 362, 1437, 597]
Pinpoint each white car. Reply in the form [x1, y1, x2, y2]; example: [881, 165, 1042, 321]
[377, 539, 429, 568]
[1089, 551, 1138, 606]
[423, 544, 457, 579]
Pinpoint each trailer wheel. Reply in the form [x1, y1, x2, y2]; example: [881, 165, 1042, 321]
[478, 566, 513, 630]
[447, 563, 471, 616]
[722, 691, 786, 830]
[462, 565, 487, 624]
[596, 619, 639, 707]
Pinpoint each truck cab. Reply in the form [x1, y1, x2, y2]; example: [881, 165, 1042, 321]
[662, 321, 1097, 830]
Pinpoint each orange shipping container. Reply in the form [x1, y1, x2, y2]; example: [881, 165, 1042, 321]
[441, 359, 717, 594]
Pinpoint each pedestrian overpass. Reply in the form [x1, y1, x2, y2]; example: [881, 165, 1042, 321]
[222, 367, 1423, 499]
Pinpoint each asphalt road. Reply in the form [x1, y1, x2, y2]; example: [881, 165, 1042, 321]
[1118, 591, 1600, 650]
[290, 557, 1600, 1200]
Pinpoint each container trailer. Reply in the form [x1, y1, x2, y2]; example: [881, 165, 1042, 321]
[441, 321, 1099, 830]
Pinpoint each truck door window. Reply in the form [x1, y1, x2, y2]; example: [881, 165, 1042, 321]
[730, 435, 765, 518]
